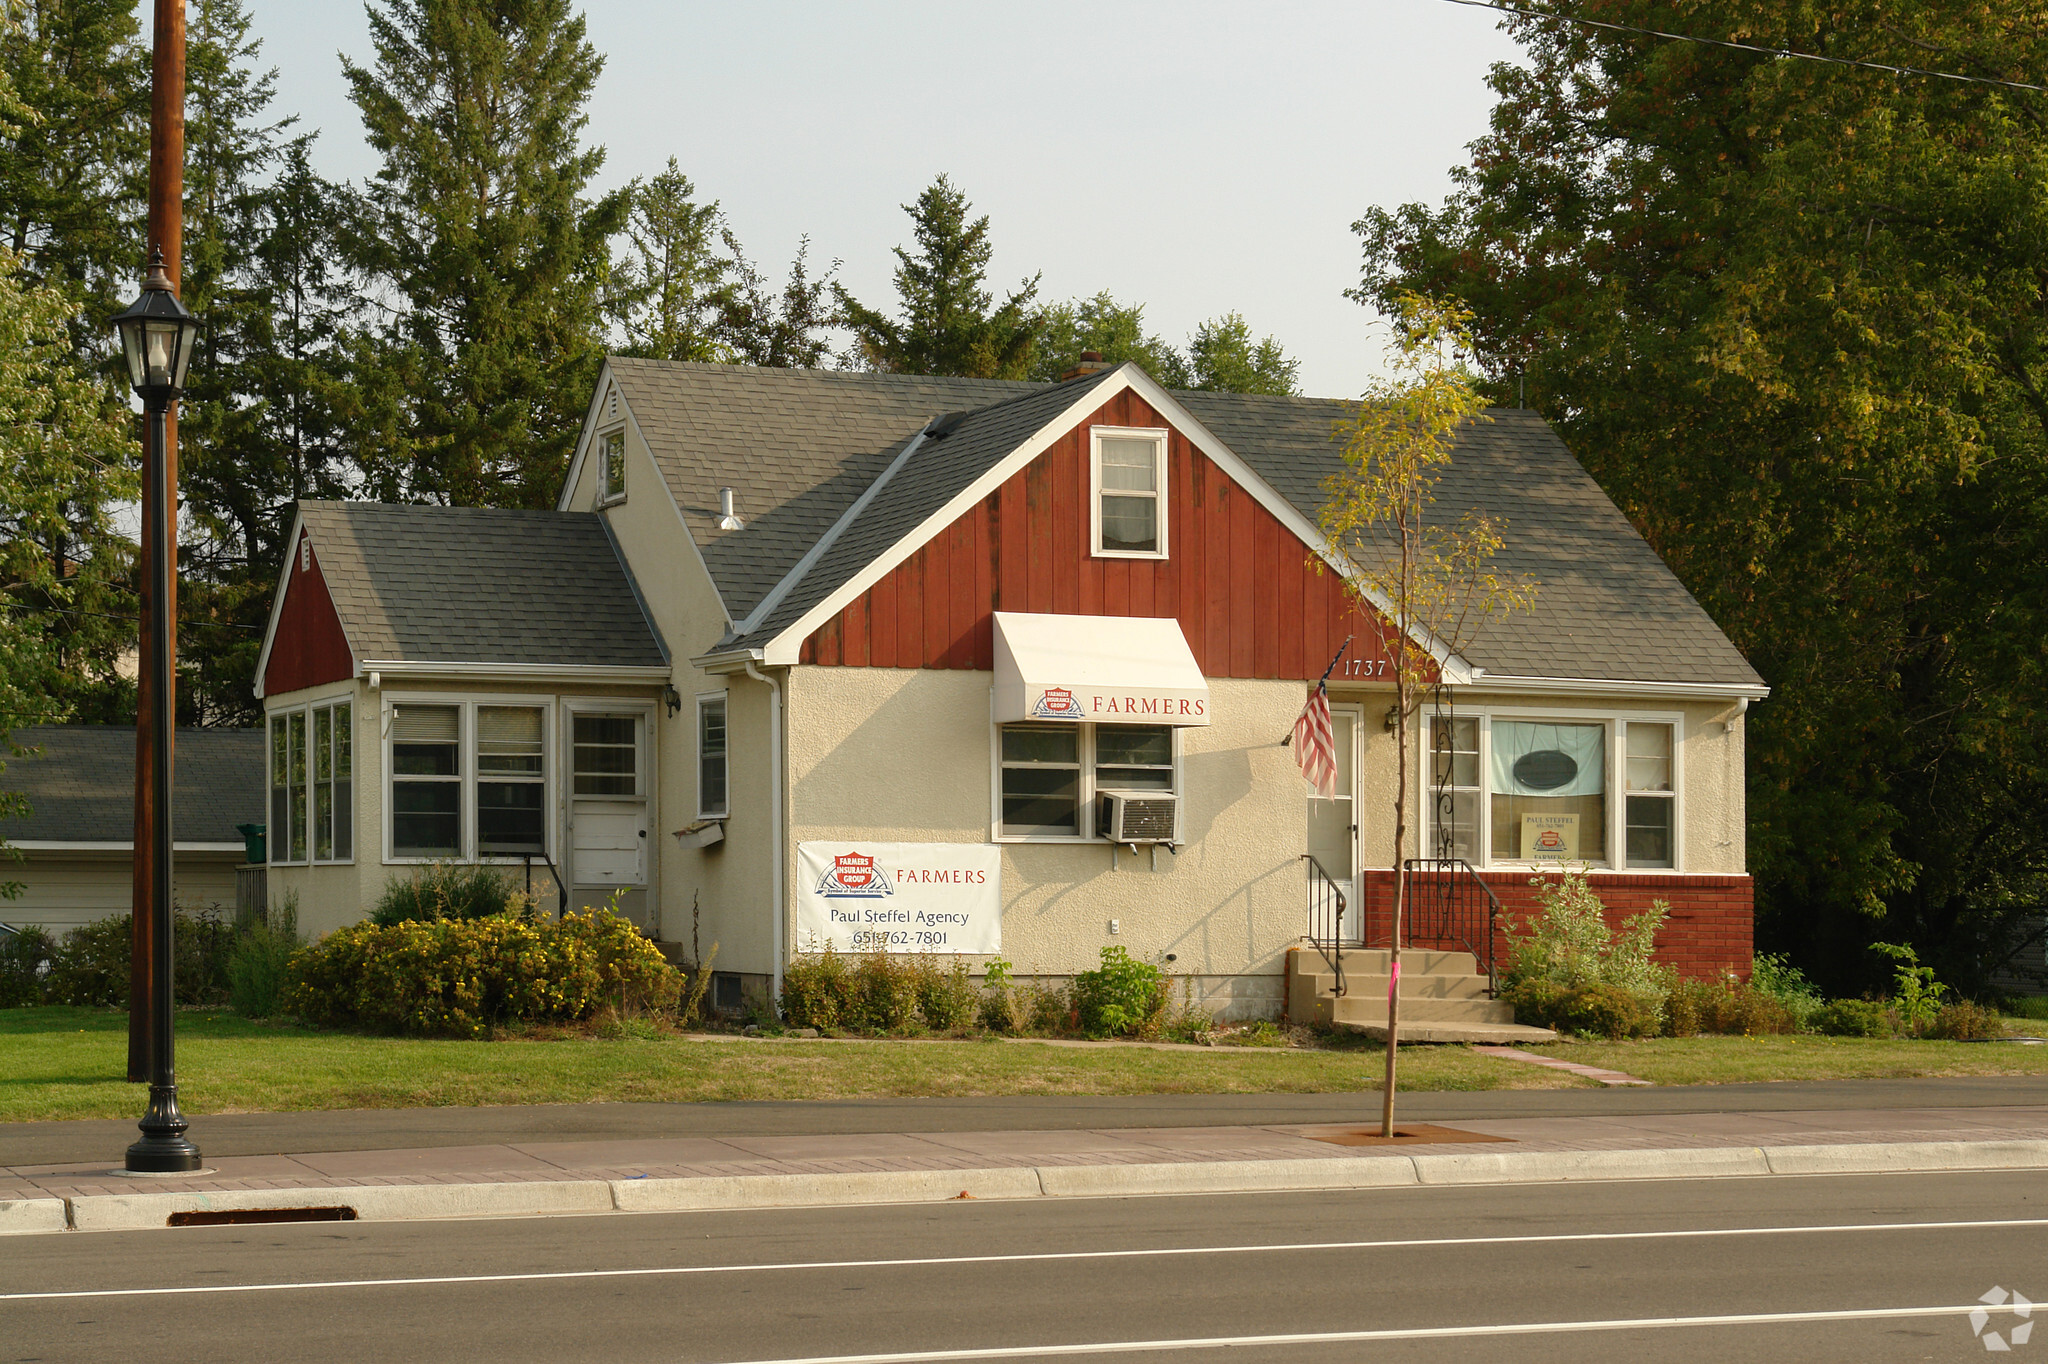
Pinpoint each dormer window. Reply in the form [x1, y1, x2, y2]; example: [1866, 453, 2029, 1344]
[598, 428, 626, 504]
[1091, 427, 1168, 558]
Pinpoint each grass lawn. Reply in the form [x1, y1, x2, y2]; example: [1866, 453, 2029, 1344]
[6, 1007, 2045, 1123]
[0, 1007, 1577, 1122]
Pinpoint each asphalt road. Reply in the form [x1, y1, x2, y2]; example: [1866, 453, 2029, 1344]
[9, 1073, 2048, 1165]
[4, 1168, 2044, 1362]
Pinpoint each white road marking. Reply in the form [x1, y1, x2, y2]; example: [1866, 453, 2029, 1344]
[2, 1216, 2042, 1303]
[708, 1303, 2024, 1363]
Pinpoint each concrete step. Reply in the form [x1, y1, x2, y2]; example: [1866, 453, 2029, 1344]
[1330, 994, 1516, 1026]
[1304, 948, 1482, 976]
[1294, 970, 1494, 1001]
[1336, 1020, 1561, 1044]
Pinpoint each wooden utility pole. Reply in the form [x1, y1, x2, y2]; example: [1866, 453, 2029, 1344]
[128, 0, 184, 1083]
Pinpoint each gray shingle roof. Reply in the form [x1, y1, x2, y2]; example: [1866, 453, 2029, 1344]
[607, 359, 1049, 619]
[1, 726, 263, 845]
[1178, 394, 1763, 687]
[722, 369, 1124, 649]
[297, 502, 667, 669]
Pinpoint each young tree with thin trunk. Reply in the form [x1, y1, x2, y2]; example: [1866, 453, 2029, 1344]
[1319, 293, 1534, 1136]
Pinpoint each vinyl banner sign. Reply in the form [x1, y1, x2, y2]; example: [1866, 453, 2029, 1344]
[794, 842, 1003, 955]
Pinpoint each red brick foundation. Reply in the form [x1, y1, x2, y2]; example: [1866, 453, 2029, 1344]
[1357, 869, 1754, 981]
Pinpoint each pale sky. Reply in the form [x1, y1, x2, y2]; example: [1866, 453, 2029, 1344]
[231, 0, 1522, 400]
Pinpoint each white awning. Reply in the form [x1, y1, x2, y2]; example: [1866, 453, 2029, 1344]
[992, 611, 1210, 726]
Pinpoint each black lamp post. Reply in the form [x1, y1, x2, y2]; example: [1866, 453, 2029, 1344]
[113, 251, 201, 1174]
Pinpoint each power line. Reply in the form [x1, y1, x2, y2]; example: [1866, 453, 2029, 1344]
[1439, 0, 2048, 94]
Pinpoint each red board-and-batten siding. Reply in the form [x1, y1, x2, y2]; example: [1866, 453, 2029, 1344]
[262, 530, 354, 697]
[801, 390, 1400, 679]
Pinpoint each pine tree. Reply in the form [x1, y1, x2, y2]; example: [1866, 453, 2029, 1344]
[603, 158, 727, 362]
[176, 0, 361, 721]
[836, 174, 1040, 379]
[716, 230, 838, 369]
[343, 0, 625, 508]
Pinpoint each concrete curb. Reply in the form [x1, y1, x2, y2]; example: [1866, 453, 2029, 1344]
[614, 1167, 1043, 1213]
[0, 1197, 69, 1235]
[35, 1139, 2048, 1234]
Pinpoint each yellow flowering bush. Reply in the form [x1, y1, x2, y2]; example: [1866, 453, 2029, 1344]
[281, 907, 680, 1038]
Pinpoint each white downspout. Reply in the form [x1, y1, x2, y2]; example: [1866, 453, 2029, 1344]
[744, 659, 785, 1009]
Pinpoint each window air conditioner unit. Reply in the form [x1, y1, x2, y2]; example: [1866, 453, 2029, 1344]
[1099, 790, 1178, 845]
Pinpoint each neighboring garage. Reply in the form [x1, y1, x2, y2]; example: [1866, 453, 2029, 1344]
[0, 725, 264, 936]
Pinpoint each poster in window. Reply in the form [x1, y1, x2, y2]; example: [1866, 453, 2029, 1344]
[1522, 813, 1579, 862]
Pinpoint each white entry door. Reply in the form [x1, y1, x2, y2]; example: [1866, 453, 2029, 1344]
[1305, 703, 1362, 946]
[568, 711, 648, 892]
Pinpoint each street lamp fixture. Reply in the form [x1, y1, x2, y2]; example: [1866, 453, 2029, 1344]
[113, 249, 202, 1175]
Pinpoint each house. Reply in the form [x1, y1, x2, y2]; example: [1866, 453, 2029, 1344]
[0, 725, 264, 935]
[254, 359, 1766, 1024]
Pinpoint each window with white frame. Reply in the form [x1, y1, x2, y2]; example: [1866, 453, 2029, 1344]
[1426, 711, 1682, 870]
[269, 701, 351, 865]
[598, 428, 626, 503]
[697, 693, 728, 818]
[997, 722, 1178, 840]
[1624, 722, 1675, 868]
[475, 706, 546, 854]
[1091, 427, 1167, 557]
[390, 704, 462, 858]
[573, 713, 640, 796]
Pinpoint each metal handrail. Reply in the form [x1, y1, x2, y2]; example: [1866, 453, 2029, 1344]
[523, 851, 570, 920]
[1301, 853, 1349, 997]
[1400, 857, 1502, 995]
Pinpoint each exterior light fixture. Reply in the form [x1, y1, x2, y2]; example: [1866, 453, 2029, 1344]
[112, 252, 200, 411]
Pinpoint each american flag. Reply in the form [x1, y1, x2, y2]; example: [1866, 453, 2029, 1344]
[1293, 679, 1337, 798]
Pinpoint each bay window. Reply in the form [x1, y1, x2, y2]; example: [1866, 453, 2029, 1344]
[1426, 711, 1682, 870]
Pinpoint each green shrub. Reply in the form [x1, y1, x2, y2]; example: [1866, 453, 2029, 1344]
[1814, 998, 1893, 1037]
[1873, 942, 1947, 1034]
[2004, 995, 2048, 1022]
[782, 948, 853, 1030]
[1748, 952, 1825, 1029]
[229, 892, 300, 1018]
[847, 951, 921, 1033]
[1928, 1000, 2005, 1041]
[1072, 945, 1166, 1038]
[42, 907, 236, 1008]
[1499, 870, 1669, 1031]
[911, 955, 978, 1032]
[372, 862, 530, 925]
[281, 907, 678, 1037]
[1504, 978, 1660, 1039]
[0, 923, 54, 1006]
[1662, 973, 1797, 1037]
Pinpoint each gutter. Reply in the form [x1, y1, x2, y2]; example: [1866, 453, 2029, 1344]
[1461, 672, 1770, 702]
[357, 661, 672, 685]
[743, 659, 786, 1012]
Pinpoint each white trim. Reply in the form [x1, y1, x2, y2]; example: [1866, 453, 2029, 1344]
[7, 841, 244, 854]
[561, 696, 657, 892]
[736, 430, 929, 636]
[251, 507, 360, 701]
[1470, 672, 1770, 701]
[758, 364, 1472, 678]
[1088, 425, 1170, 560]
[357, 661, 671, 684]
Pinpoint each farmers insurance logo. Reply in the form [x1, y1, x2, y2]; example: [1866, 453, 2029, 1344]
[816, 851, 894, 898]
[1032, 686, 1086, 719]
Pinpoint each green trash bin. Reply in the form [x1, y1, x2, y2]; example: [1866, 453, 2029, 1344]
[235, 822, 266, 865]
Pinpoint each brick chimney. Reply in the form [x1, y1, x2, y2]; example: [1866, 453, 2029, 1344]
[1058, 350, 1111, 382]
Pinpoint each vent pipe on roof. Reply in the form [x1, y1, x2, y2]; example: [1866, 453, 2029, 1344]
[1058, 350, 1111, 383]
[717, 487, 744, 531]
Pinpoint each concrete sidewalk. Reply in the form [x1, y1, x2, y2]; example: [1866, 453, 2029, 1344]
[6, 1098, 2046, 1236]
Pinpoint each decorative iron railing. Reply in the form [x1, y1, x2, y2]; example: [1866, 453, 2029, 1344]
[1400, 858, 1502, 994]
[523, 851, 570, 920]
[1302, 853, 1349, 997]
